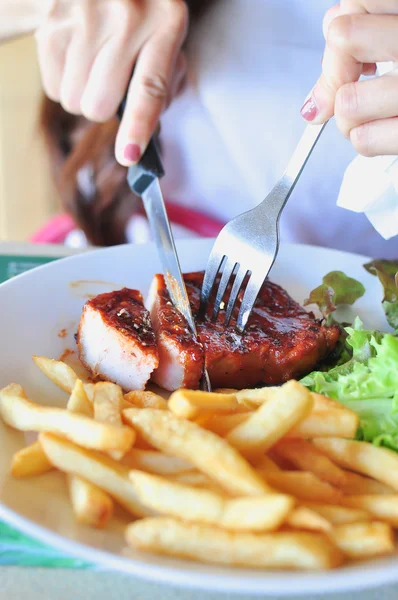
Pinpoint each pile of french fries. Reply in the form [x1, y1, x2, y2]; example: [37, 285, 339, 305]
[1, 355, 397, 570]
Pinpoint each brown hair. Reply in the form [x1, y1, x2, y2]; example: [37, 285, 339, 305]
[40, 98, 137, 246]
[39, 0, 217, 246]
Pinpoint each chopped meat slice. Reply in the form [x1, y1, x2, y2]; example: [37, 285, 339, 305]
[146, 275, 204, 391]
[147, 272, 340, 390]
[77, 288, 158, 391]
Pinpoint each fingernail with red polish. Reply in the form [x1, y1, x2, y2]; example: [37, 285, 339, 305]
[124, 143, 141, 163]
[300, 96, 319, 122]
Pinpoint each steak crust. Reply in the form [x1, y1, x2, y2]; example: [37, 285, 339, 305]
[77, 288, 159, 390]
[149, 272, 340, 390]
[147, 275, 204, 391]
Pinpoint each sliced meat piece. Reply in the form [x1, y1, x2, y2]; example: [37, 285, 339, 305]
[148, 272, 340, 390]
[146, 275, 204, 391]
[77, 288, 158, 391]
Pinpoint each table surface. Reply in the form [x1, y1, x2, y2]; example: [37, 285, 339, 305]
[0, 242, 397, 600]
[1, 568, 398, 600]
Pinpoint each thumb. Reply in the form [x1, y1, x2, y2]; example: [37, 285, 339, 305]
[300, 73, 336, 124]
[301, 17, 362, 124]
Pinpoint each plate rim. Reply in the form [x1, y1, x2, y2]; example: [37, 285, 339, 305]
[0, 239, 374, 293]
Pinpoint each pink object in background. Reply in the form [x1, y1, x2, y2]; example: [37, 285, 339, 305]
[29, 201, 224, 245]
[30, 213, 76, 244]
[166, 202, 224, 237]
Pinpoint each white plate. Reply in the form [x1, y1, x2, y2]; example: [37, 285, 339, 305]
[0, 239, 394, 596]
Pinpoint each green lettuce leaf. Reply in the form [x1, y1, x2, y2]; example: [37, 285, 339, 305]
[304, 271, 365, 324]
[364, 259, 398, 331]
[301, 318, 398, 450]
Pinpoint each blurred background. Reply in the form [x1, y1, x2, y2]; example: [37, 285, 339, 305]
[0, 36, 58, 242]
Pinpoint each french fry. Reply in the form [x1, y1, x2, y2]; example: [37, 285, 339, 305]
[67, 474, 113, 528]
[39, 433, 151, 517]
[253, 455, 281, 472]
[66, 379, 115, 526]
[122, 408, 269, 496]
[126, 518, 343, 570]
[93, 382, 125, 460]
[339, 471, 394, 496]
[0, 384, 134, 453]
[227, 388, 344, 410]
[124, 390, 168, 410]
[200, 413, 248, 437]
[273, 440, 347, 487]
[122, 394, 159, 450]
[164, 400, 357, 443]
[192, 413, 214, 429]
[303, 503, 371, 526]
[235, 388, 281, 409]
[170, 471, 219, 489]
[202, 411, 352, 466]
[313, 438, 398, 492]
[133, 436, 157, 451]
[94, 383, 124, 425]
[10, 440, 53, 478]
[329, 522, 394, 559]
[168, 389, 247, 420]
[216, 387, 279, 410]
[32, 356, 78, 393]
[267, 449, 296, 471]
[311, 394, 355, 413]
[286, 507, 331, 533]
[121, 449, 193, 475]
[226, 381, 313, 458]
[129, 470, 294, 532]
[342, 495, 398, 526]
[82, 383, 95, 403]
[224, 388, 345, 412]
[287, 409, 359, 439]
[261, 471, 342, 504]
[169, 471, 228, 496]
[67, 379, 93, 417]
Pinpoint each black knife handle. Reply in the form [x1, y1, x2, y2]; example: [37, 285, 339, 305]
[117, 96, 165, 196]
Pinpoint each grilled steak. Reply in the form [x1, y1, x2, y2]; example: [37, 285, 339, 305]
[148, 272, 340, 390]
[147, 274, 204, 391]
[77, 288, 158, 390]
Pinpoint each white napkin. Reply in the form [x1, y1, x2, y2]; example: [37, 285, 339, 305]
[337, 62, 398, 241]
[337, 154, 398, 240]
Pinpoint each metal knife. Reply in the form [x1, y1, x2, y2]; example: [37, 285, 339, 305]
[125, 135, 211, 392]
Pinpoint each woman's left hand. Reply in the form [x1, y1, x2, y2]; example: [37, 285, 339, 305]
[301, 1, 398, 157]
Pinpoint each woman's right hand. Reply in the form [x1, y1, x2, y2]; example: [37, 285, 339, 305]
[35, 0, 188, 166]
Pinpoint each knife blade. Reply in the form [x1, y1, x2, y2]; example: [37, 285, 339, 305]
[126, 137, 211, 392]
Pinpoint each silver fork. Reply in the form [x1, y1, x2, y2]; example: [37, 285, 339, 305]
[200, 122, 328, 333]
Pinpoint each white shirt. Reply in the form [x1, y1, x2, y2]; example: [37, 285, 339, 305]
[159, 0, 398, 258]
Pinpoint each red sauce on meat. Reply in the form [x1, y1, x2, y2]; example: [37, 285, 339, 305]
[154, 277, 203, 364]
[89, 288, 157, 351]
[183, 272, 340, 388]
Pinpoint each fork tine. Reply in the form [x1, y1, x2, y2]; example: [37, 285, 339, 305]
[212, 259, 237, 321]
[235, 274, 264, 333]
[200, 251, 225, 316]
[224, 267, 247, 326]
